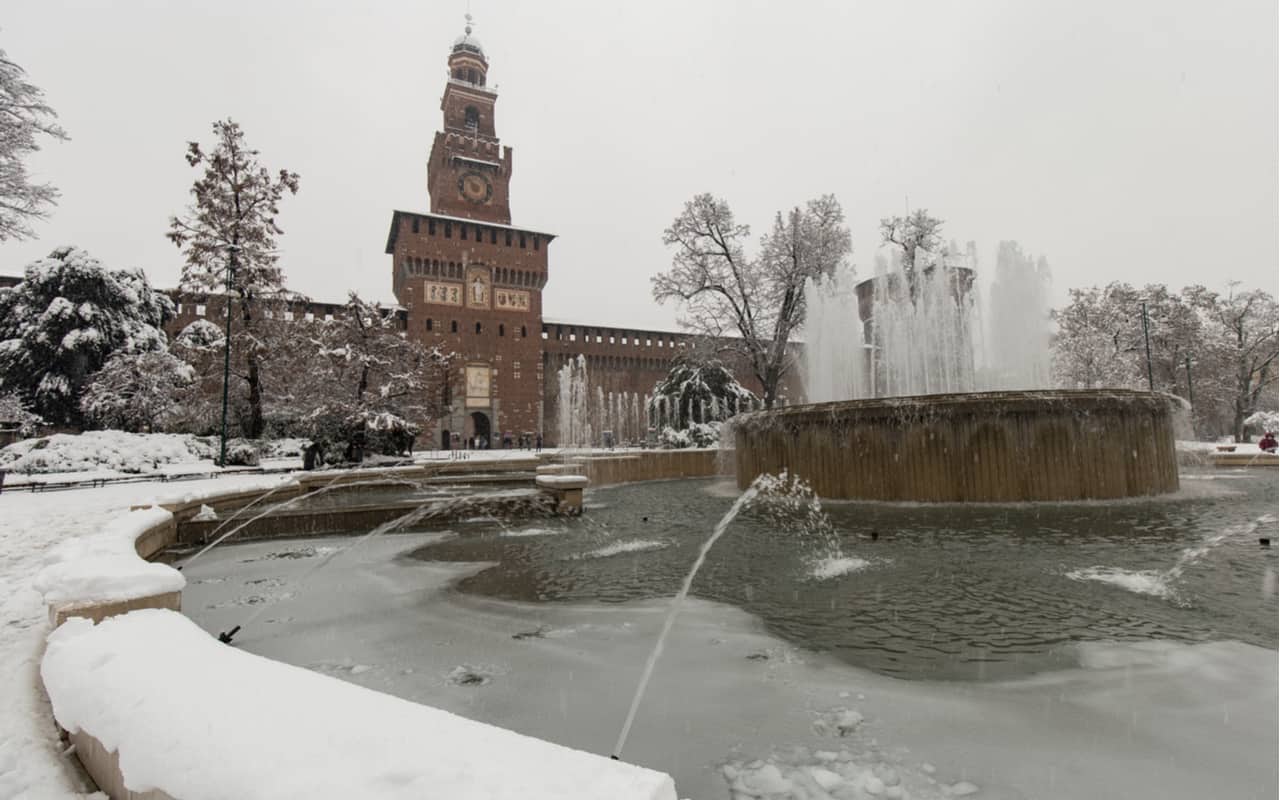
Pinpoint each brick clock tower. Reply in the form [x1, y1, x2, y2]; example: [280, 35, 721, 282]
[386, 15, 553, 449]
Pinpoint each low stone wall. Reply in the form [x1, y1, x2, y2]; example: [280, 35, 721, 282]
[734, 390, 1181, 502]
[568, 449, 724, 487]
[69, 729, 177, 800]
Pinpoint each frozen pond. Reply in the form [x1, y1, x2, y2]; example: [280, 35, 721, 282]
[182, 469, 1278, 799]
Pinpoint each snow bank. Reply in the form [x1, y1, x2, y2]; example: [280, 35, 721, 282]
[42, 610, 677, 800]
[0, 431, 212, 474]
[33, 506, 182, 608]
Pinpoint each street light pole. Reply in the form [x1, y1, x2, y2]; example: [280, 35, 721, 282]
[1140, 301, 1154, 391]
[1184, 354, 1193, 407]
[217, 246, 238, 467]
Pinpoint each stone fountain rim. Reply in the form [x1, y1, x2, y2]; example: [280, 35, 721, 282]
[733, 388, 1177, 428]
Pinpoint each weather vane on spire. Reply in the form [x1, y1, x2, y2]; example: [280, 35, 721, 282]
[464, 10, 474, 36]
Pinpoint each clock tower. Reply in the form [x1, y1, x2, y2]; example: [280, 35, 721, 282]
[426, 15, 514, 224]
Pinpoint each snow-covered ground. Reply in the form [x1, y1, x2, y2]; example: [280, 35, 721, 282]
[0, 473, 305, 799]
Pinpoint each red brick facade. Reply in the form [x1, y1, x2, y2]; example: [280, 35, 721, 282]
[384, 26, 805, 447]
[161, 23, 797, 449]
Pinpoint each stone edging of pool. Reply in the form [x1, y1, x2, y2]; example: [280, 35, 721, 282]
[36, 449, 727, 799]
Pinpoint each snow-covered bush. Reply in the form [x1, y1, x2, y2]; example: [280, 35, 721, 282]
[1244, 410, 1279, 434]
[658, 422, 721, 449]
[648, 358, 760, 431]
[658, 427, 692, 449]
[302, 406, 417, 464]
[0, 392, 44, 438]
[220, 439, 261, 467]
[0, 246, 174, 425]
[0, 431, 212, 474]
[174, 319, 225, 351]
[80, 350, 194, 432]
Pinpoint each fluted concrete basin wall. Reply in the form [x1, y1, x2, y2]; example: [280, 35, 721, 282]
[733, 390, 1180, 502]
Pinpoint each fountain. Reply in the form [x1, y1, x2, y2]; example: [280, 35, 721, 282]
[555, 355, 649, 448]
[739, 244, 1180, 501]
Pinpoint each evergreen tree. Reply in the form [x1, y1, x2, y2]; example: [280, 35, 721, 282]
[0, 246, 173, 424]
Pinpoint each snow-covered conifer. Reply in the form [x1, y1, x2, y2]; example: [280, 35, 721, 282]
[0, 247, 173, 424]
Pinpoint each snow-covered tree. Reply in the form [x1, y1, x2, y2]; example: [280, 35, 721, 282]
[647, 356, 761, 431]
[167, 119, 300, 438]
[0, 247, 173, 424]
[1050, 283, 1146, 391]
[1203, 284, 1279, 441]
[0, 392, 43, 437]
[652, 193, 850, 408]
[878, 209, 944, 288]
[268, 294, 453, 459]
[0, 46, 69, 241]
[80, 350, 194, 432]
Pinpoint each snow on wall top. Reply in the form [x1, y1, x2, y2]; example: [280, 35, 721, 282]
[33, 506, 182, 607]
[43, 610, 678, 800]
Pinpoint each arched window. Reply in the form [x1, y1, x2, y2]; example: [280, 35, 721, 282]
[475, 321, 483, 334]
[499, 324, 505, 337]
[426, 318, 433, 332]
[521, 325, 527, 338]
[451, 320, 458, 333]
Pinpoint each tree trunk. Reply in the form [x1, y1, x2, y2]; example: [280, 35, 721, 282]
[247, 352, 264, 439]
[1233, 405, 1248, 443]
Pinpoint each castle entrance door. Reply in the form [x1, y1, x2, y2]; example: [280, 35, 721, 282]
[470, 411, 491, 448]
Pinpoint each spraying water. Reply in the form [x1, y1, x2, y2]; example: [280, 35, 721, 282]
[612, 471, 848, 759]
[218, 491, 544, 643]
[181, 477, 425, 569]
[556, 355, 650, 447]
[1067, 513, 1277, 598]
[611, 480, 762, 760]
[803, 242, 1052, 402]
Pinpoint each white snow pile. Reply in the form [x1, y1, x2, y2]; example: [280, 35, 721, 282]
[1065, 566, 1172, 599]
[1243, 409, 1279, 432]
[192, 504, 218, 521]
[42, 610, 678, 800]
[0, 431, 212, 474]
[33, 506, 183, 608]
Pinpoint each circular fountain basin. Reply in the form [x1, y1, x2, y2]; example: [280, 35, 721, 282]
[733, 389, 1180, 501]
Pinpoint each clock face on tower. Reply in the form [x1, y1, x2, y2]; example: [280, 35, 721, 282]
[458, 171, 493, 204]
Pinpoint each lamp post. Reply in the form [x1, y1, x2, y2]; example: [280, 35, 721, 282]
[1140, 301, 1154, 391]
[217, 244, 239, 467]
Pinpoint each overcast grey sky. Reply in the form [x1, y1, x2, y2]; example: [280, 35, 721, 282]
[5, 0, 1277, 330]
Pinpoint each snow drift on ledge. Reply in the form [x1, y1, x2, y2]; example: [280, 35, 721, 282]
[42, 610, 677, 800]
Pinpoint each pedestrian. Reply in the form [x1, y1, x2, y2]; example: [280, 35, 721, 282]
[535, 432, 543, 452]
[1260, 431, 1278, 453]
